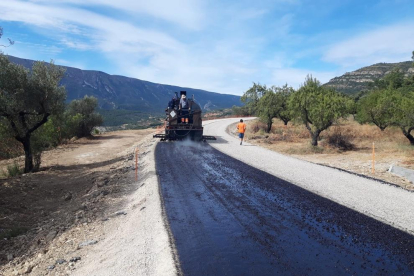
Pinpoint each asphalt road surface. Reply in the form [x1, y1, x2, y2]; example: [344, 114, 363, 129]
[155, 139, 414, 276]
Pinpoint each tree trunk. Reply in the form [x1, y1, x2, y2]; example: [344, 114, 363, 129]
[22, 135, 34, 173]
[402, 127, 414, 145]
[311, 133, 318, 146]
[305, 123, 320, 146]
[309, 129, 321, 146]
[266, 122, 272, 133]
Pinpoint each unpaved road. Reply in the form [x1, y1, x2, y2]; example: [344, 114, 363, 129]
[156, 119, 414, 275]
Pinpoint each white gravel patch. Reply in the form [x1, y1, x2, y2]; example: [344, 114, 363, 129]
[204, 118, 414, 235]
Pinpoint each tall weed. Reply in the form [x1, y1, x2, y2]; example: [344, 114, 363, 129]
[6, 161, 22, 177]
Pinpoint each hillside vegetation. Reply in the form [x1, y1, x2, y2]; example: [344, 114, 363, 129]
[0, 54, 103, 173]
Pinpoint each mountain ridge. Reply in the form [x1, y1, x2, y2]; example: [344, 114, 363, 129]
[6, 55, 242, 115]
[324, 61, 414, 94]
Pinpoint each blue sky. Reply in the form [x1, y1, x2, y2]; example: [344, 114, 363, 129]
[0, 0, 413, 95]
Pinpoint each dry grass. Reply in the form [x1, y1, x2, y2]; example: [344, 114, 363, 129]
[244, 118, 414, 190]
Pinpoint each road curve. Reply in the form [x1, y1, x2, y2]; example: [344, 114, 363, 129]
[155, 126, 414, 275]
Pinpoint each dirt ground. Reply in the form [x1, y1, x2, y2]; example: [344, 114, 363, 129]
[238, 119, 414, 191]
[0, 129, 155, 275]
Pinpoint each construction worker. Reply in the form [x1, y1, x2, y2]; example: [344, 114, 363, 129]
[179, 94, 191, 123]
[237, 119, 246, 145]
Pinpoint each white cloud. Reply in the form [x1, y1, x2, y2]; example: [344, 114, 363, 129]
[28, 0, 206, 30]
[324, 22, 414, 68]
[0, 0, 316, 95]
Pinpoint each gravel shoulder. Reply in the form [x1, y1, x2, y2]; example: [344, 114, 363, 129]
[72, 136, 177, 276]
[0, 130, 177, 276]
[204, 118, 414, 235]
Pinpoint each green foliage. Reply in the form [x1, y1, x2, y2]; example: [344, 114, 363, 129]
[257, 91, 279, 133]
[4, 161, 22, 177]
[392, 90, 414, 145]
[241, 82, 267, 115]
[0, 118, 22, 159]
[373, 68, 405, 90]
[231, 105, 251, 116]
[66, 96, 103, 138]
[0, 53, 66, 172]
[356, 54, 414, 145]
[270, 84, 294, 125]
[356, 89, 397, 131]
[288, 75, 351, 146]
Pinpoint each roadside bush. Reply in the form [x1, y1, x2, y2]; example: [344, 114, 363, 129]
[0, 120, 23, 159]
[66, 96, 103, 138]
[252, 124, 260, 133]
[326, 127, 355, 151]
[5, 161, 22, 177]
[30, 118, 62, 171]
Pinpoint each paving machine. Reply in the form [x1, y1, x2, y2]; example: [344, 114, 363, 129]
[153, 91, 216, 142]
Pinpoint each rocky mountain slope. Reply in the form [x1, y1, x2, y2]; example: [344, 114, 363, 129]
[7, 56, 241, 115]
[324, 61, 414, 94]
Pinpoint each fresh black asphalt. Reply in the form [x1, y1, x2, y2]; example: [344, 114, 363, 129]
[155, 141, 414, 276]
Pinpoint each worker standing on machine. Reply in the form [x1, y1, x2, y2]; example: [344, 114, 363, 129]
[179, 94, 191, 124]
[237, 119, 246, 145]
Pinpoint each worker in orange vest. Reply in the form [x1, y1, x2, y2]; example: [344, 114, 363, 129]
[236, 119, 247, 145]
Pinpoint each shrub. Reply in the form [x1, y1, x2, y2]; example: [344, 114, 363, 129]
[0, 227, 28, 239]
[326, 127, 355, 151]
[66, 96, 103, 138]
[6, 161, 22, 177]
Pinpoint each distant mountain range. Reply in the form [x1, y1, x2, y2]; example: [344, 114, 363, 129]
[8, 55, 414, 125]
[7, 55, 242, 116]
[324, 61, 414, 94]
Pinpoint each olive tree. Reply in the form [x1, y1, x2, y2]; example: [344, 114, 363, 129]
[355, 89, 396, 131]
[288, 75, 351, 146]
[66, 95, 103, 138]
[391, 52, 414, 144]
[257, 90, 279, 133]
[0, 54, 66, 172]
[241, 82, 267, 115]
[393, 91, 414, 145]
[271, 84, 294, 125]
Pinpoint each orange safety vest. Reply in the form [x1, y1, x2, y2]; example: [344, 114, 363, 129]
[237, 122, 246, 134]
